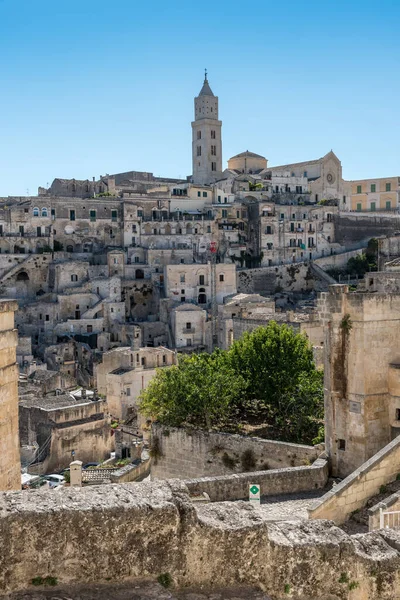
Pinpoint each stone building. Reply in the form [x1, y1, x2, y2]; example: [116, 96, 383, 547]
[349, 176, 400, 212]
[19, 387, 113, 473]
[95, 346, 176, 420]
[320, 271, 400, 478]
[191, 72, 222, 185]
[164, 262, 237, 306]
[0, 300, 20, 491]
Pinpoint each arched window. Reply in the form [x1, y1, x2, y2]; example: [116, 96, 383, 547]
[16, 271, 29, 281]
[71, 274, 78, 282]
[66, 245, 74, 253]
[33, 207, 39, 217]
[41, 207, 48, 217]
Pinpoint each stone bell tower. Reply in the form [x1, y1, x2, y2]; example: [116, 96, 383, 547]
[191, 70, 222, 185]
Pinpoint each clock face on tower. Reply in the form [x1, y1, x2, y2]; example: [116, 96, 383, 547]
[327, 173, 335, 184]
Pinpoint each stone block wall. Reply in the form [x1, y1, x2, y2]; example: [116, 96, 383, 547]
[184, 457, 328, 502]
[151, 425, 320, 480]
[0, 300, 20, 491]
[1, 481, 400, 599]
[309, 435, 400, 524]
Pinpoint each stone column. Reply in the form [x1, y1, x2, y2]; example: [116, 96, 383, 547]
[70, 460, 83, 487]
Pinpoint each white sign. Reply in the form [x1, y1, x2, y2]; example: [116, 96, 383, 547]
[249, 483, 260, 504]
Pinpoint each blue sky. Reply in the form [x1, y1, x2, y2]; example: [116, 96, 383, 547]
[0, 0, 399, 196]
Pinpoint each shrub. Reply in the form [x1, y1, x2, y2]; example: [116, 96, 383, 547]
[241, 448, 257, 472]
[380, 485, 388, 494]
[221, 452, 236, 469]
[157, 573, 172, 588]
[339, 572, 349, 584]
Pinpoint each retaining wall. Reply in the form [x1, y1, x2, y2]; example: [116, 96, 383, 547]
[151, 425, 320, 480]
[2, 481, 400, 599]
[184, 457, 328, 502]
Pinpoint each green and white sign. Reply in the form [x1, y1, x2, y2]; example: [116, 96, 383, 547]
[249, 483, 260, 504]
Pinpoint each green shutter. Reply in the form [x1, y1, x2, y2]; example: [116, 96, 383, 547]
[371, 184, 376, 192]
[357, 203, 362, 211]
[357, 185, 362, 194]
[386, 183, 391, 192]
[370, 202, 376, 211]
[386, 201, 391, 210]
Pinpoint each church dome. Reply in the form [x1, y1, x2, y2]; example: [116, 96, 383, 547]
[227, 150, 267, 173]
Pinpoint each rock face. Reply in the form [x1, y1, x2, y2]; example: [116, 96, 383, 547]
[1, 480, 400, 599]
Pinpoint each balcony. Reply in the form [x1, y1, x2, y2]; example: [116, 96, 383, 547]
[182, 327, 196, 334]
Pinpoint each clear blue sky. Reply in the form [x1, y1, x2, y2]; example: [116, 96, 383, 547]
[1, 0, 399, 196]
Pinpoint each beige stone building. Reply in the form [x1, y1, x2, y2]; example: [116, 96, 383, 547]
[320, 269, 400, 478]
[96, 346, 176, 420]
[164, 262, 236, 306]
[0, 300, 20, 491]
[349, 176, 400, 211]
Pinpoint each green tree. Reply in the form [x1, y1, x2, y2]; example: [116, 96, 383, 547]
[140, 350, 244, 429]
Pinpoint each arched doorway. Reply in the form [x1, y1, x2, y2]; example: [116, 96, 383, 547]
[198, 287, 207, 304]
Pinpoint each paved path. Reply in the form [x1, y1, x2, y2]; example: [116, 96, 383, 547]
[257, 489, 329, 521]
[5, 582, 270, 600]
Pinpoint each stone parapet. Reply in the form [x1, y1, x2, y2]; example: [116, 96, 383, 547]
[0, 481, 400, 599]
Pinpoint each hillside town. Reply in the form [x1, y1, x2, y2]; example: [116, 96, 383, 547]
[2, 72, 400, 600]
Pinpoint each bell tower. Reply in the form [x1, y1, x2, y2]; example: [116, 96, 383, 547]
[192, 70, 222, 185]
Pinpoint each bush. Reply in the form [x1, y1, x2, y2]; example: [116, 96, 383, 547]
[157, 573, 172, 588]
[241, 448, 257, 472]
[222, 452, 236, 470]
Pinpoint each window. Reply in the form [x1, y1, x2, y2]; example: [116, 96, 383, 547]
[111, 210, 117, 222]
[163, 355, 166, 364]
[370, 202, 376, 211]
[343, 195, 346, 204]
[197, 191, 201, 197]
[180, 274, 185, 283]
[45, 315, 49, 321]
[386, 182, 391, 192]
[371, 184, 376, 193]
[199, 274, 205, 285]
[303, 171, 307, 177]
[224, 197, 227, 203]
[357, 203, 362, 211]
[87, 325, 93, 333]
[197, 131, 201, 140]
[41, 207, 48, 217]
[207, 225, 211, 233]
[211, 145, 216, 155]
[315, 194, 318, 202]
[202, 191, 208, 197]
[141, 357, 146, 366]
[197, 146, 201, 156]
[219, 274, 224, 282]
[33, 207, 39, 217]
[186, 322, 191, 330]
[338, 439, 346, 451]
[211, 130, 216, 139]
[236, 211, 240, 218]
[90, 210, 96, 222]
[137, 210, 143, 218]
[181, 296, 185, 302]
[357, 185, 362, 194]
[71, 274, 78, 282]
[70, 210, 76, 221]
[222, 209, 228, 218]
[19, 225, 24, 236]
[211, 162, 216, 171]
[386, 201, 391, 209]
[266, 225, 272, 234]
[126, 387, 131, 397]
[134, 256, 140, 263]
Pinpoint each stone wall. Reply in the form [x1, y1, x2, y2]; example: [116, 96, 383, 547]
[184, 457, 328, 502]
[151, 425, 320, 480]
[2, 481, 400, 599]
[0, 300, 20, 491]
[309, 435, 400, 524]
[335, 213, 400, 245]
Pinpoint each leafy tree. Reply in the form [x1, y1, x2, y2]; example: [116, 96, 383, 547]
[140, 323, 323, 443]
[140, 350, 244, 429]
